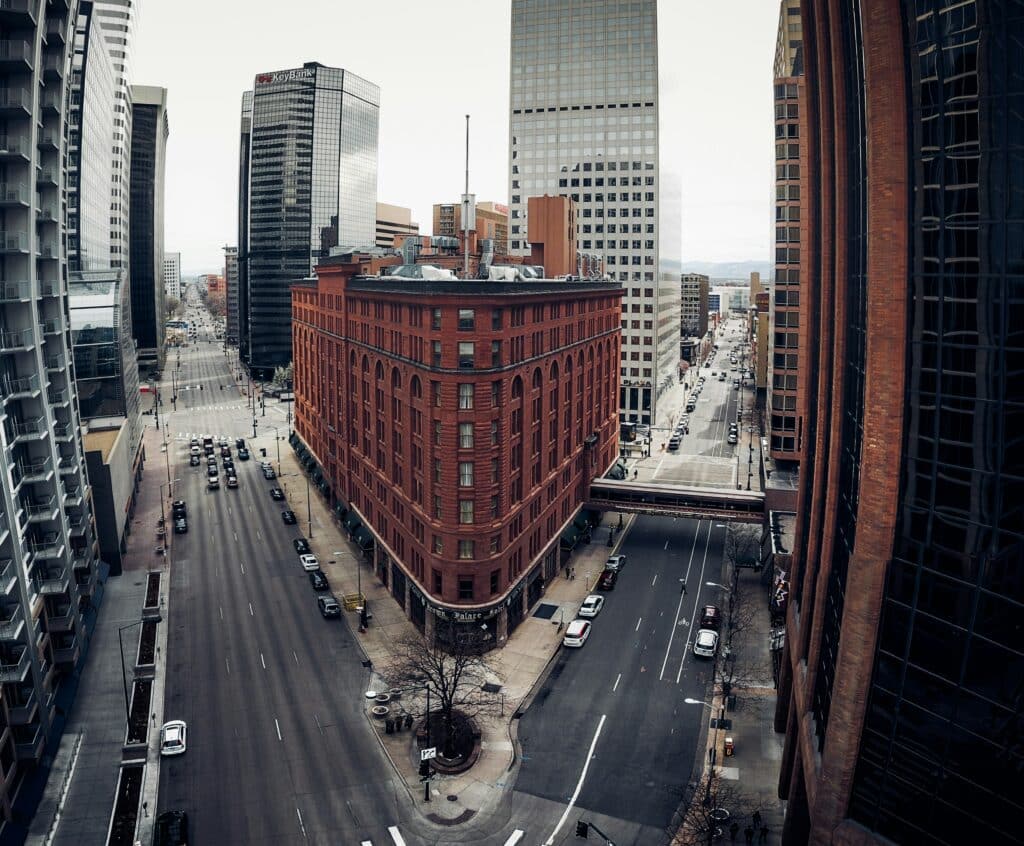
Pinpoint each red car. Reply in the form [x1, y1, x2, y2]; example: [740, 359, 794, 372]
[597, 568, 618, 591]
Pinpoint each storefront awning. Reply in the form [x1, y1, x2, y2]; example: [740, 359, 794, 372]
[560, 526, 579, 548]
[354, 526, 374, 549]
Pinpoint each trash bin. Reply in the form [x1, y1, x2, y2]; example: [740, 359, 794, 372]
[724, 737, 734, 757]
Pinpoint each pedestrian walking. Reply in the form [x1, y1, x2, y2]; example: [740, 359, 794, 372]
[752, 810, 762, 830]
[729, 821, 740, 842]
[744, 826, 754, 845]
[759, 825, 769, 843]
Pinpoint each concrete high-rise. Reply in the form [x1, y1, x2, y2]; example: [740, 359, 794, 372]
[775, 3, 1024, 844]
[128, 85, 169, 374]
[89, 0, 140, 270]
[224, 245, 239, 344]
[239, 63, 380, 378]
[0, 2, 102, 821]
[163, 251, 181, 301]
[508, 0, 680, 426]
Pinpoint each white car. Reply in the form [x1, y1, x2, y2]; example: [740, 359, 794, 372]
[693, 629, 720, 659]
[300, 553, 319, 572]
[160, 720, 187, 756]
[578, 594, 605, 618]
[562, 619, 592, 648]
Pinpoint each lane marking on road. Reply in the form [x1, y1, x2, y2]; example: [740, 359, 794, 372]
[275, 718, 282, 741]
[248, 602, 254, 616]
[388, 827, 407, 846]
[677, 521, 715, 684]
[296, 807, 307, 840]
[260, 652, 266, 670]
[613, 673, 621, 692]
[635, 617, 643, 632]
[659, 520, 705, 681]
[543, 713, 606, 845]
[503, 831, 525, 846]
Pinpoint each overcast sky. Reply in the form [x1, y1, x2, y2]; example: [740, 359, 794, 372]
[133, 0, 779, 275]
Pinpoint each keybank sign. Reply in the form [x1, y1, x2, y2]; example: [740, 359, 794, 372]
[256, 68, 315, 85]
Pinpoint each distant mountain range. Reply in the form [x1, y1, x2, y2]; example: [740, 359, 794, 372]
[680, 260, 773, 282]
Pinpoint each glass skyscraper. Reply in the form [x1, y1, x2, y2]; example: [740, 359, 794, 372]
[508, 0, 680, 426]
[239, 63, 380, 377]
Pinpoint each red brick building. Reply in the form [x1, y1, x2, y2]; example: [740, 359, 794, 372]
[291, 252, 622, 648]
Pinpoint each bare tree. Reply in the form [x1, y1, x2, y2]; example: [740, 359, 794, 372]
[668, 768, 759, 846]
[384, 622, 497, 760]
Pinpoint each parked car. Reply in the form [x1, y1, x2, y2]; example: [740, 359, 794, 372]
[597, 569, 618, 591]
[159, 720, 188, 756]
[300, 553, 319, 571]
[699, 605, 723, 630]
[562, 619, 592, 648]
[153, 810, 189, 846]
[693, 629, 720, 659]
[317, 595, 341, 618]
[281, 510, 297, 525]
[293, 538, 311, 554]
[269, 488, 285, 501]
[578, 594, 605, 618]
[308, 570, 329, 591]
[605, 554, 627, 572]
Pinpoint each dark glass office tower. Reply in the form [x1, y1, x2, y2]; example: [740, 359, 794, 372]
[128, 85, 169, 374]
[776, 2, 1024, 844]
[240, 62, 379, 377]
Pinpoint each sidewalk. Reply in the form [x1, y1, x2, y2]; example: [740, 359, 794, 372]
[28, 422, 173, 846]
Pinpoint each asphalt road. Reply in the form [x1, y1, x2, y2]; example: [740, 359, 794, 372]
[155, 299, 416, 845]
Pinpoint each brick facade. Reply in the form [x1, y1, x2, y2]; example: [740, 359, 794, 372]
[292, 253, 622, 647]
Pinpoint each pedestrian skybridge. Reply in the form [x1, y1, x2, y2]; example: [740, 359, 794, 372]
[587, 479, 765, 523]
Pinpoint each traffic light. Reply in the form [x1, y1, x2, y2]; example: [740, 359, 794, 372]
[575, 820, 589, 838]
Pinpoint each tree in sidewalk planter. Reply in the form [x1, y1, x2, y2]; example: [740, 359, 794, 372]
[384, 621, 499, 762]
[666, 767, 760, 846]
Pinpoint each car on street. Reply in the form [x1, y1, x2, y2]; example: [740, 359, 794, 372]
[174, 517, 188, 534]
[159, 720, 188, 756]
[562, 619, 592, 648]
[317, 594, 341, 618]
[237, 448, 250, 460]
[293, 538, 311, 554]
[269, 488, 285, 501]
[300, 553, 319, 571]
[227, 476, 238, 489]
[282, 510, 297, 525]
[578, 594, 605, 618]
[693, 629, 720, 659]
[605, 554, 627, 572]
[308, 569, 329, 591]
[700, 605, 723, 630]
[597, 568, 618, 591]
[153, 810, 189, 846]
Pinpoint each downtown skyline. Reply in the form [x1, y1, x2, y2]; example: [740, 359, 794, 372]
[131, 0, 780, 273]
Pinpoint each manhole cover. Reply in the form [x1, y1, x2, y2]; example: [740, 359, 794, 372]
[532, 603, 558, 620]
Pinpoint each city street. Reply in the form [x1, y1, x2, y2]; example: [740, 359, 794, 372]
[155, 311, 415, 844]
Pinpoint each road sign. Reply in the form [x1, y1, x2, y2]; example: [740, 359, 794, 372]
[420, 746, 437, 761]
